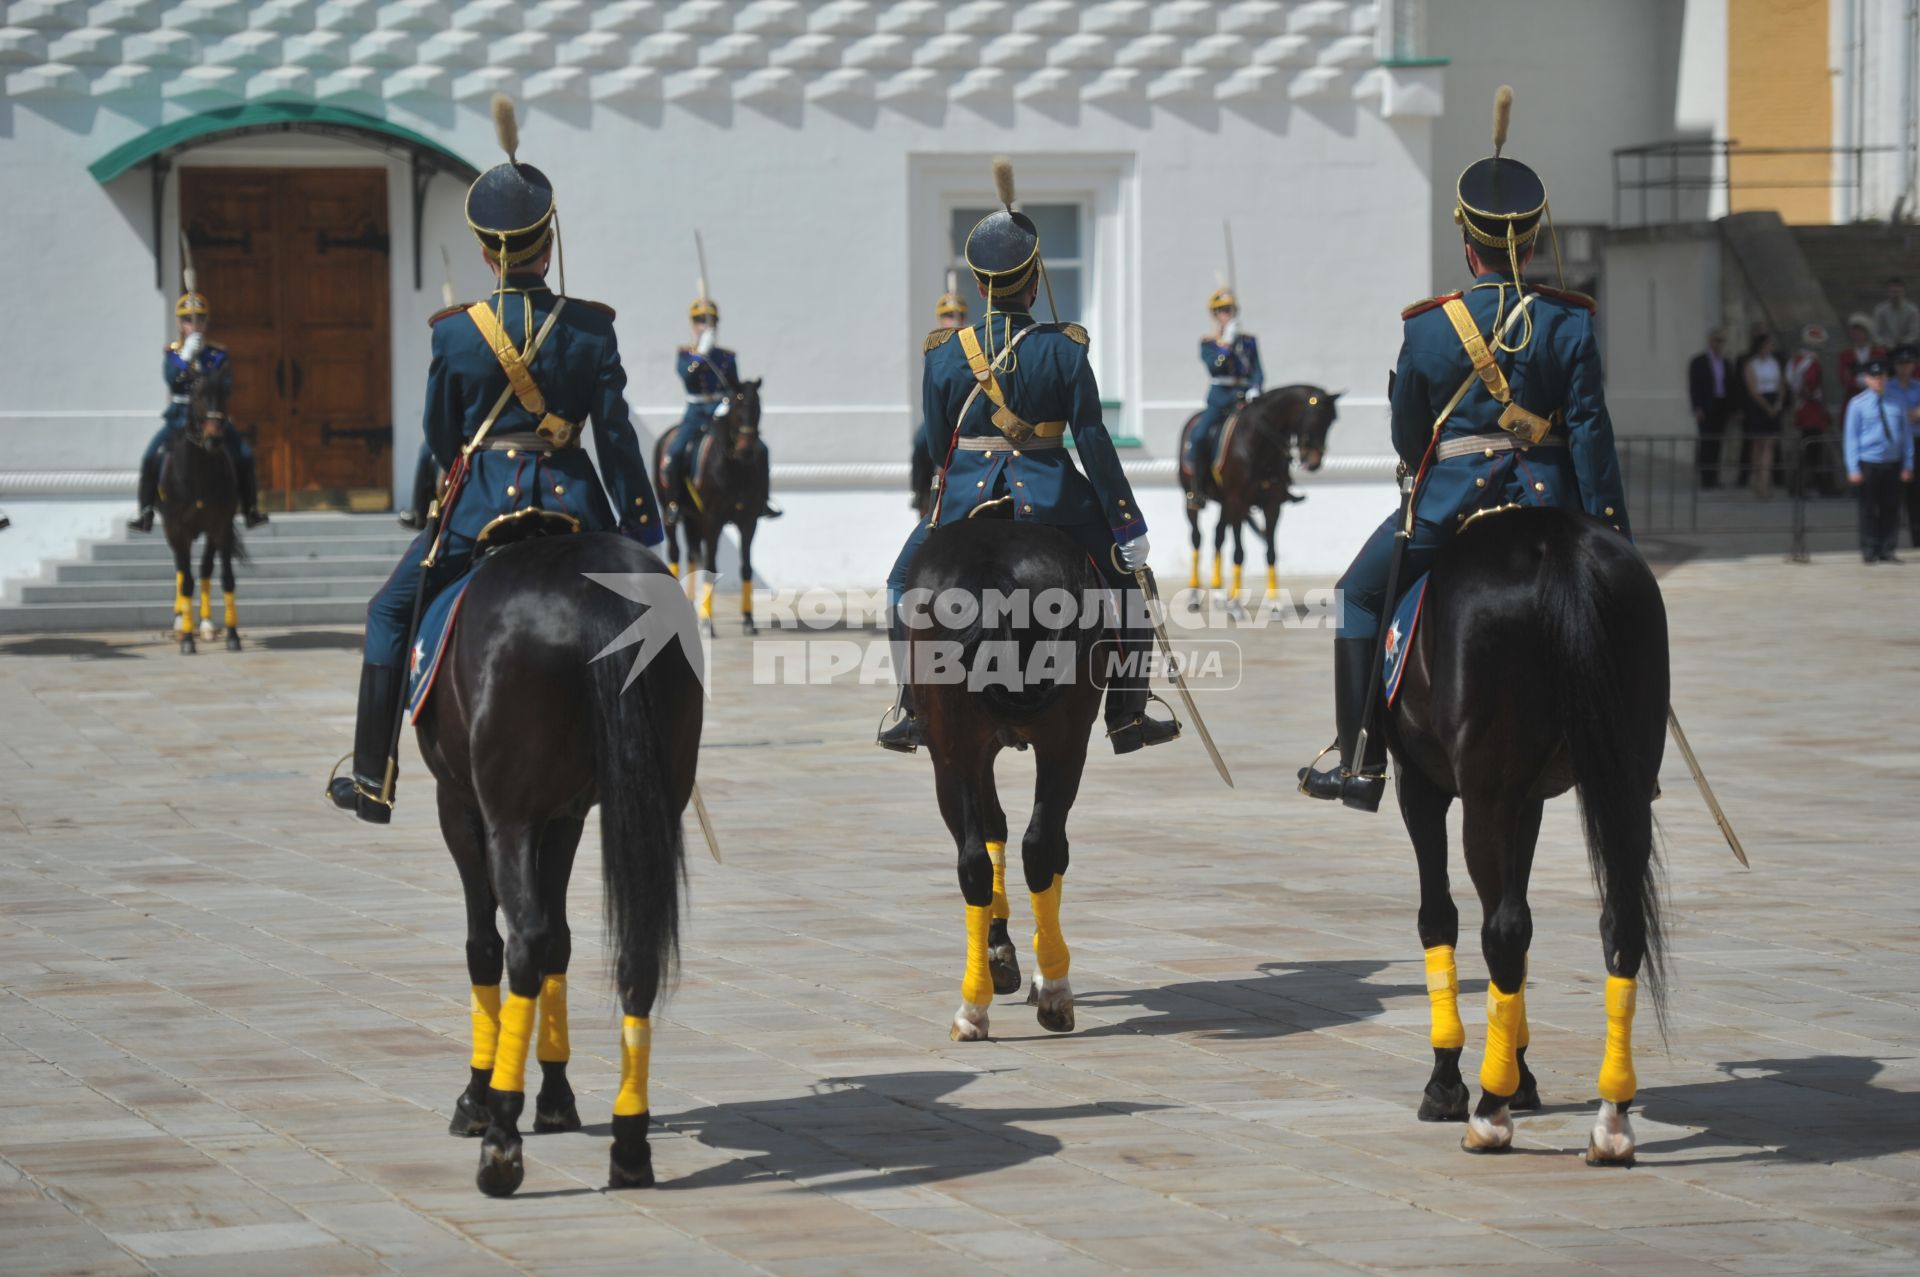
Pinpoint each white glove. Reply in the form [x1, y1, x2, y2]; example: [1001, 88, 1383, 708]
[713, 396, 730, 418]
[695, 327, 715, 355]
[1223, 319, 1240, 345]
[180, 332, 204, 364]
[1116, 533, 1150, 572]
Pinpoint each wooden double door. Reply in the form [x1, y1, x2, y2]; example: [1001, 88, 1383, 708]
[181, 168, 392, 509]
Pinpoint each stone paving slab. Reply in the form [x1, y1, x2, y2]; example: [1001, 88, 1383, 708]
[0, 553, 1915, 1275]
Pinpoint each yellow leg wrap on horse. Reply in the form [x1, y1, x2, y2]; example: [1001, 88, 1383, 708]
[668, 561, 680, 579]
[741, 579, 753, 620]
[488, 992, 536, 1093]
[1030, 875, 1069, 982]
[613, 1016, 651, 1117]
[198, 579, 212, 621]
[222, 590, 237, 630]
[1188, 549, 1201, 591]
[1266, 566, 1279, 598]
[1423, 945, 1466, 1050]
[1231, 563, 1243, 596]
[1480, 982, 1523, 1097]
[1210, 556, 1223, 590]
[1597, 975, 1638, 1103]
[985, 840, 1010, 921]
[468, 984, 502, 1070]
[961, 903, 994, 1006]
[699, 580, 714, 620]
[174, 573, 190, 631]
[536, 973, 569, 1063]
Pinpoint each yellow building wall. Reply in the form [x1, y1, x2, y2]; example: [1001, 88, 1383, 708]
[1727, 0, 1833, 223]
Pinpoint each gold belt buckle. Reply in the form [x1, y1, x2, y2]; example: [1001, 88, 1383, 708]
[992, 405, 1036, 444]
[1497, 402, 1551, 445]
[536, 414, 576, 447]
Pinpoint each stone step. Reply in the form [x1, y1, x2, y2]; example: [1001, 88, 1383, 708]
[16, 576, 382, 605]
[91, 534, 417, 563]
[0, 597, 369, 634]
[51, 555, 400, 582]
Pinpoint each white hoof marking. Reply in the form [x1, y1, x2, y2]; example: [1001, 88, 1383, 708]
[949, 1001, 990, 1042]
[199, 619, 215, 641]
[1462, 1107, 1513, 1151]
[1586, 1099, 1636, 1164]
[1031, 974, 1075, 1032]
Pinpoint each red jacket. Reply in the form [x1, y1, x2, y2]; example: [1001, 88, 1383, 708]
[1838, 344, 1887, 397]
[1786, 352, 1828, 431]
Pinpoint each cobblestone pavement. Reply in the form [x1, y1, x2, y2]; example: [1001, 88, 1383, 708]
[1, 552, 1915, 1277]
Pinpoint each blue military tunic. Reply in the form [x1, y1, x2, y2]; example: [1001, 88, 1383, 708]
[142, 341, 250, 471]
[1185, 333, 1264, 473]
[1338, 272, 1631, 637]
[668, 344, 741, 481]
[363, 274, 664, 669]
[888, 310, 1144, 609]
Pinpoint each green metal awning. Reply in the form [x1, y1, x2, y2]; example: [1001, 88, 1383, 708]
[92, 103, 479, 291]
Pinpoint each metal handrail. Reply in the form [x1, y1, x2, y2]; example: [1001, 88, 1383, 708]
[1612, 138, 1900, 226]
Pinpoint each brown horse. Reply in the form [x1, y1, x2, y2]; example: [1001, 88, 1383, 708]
[157, 378, 244, 654]
[1179, 385, 1341, 617]
[904, 513, 1111, 1042]
[653, 379, 768, 636]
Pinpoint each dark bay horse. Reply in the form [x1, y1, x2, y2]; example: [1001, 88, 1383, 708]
[654, 378, 769, 636]
[158, 379, 244, 654]
[1180, 386, 1340, 617]
[1385, 506, 1668, 1165]
[904, 514, 1110, 1041]
[415, 531, 703, 1196]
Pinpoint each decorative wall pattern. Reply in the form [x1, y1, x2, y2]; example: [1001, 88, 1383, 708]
[3, 0, 1430, 117]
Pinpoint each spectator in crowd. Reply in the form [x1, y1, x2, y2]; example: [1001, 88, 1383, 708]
[1844, 358, 1913, 563]
[1741, 329, 1786, 498]
[1872, 277, 1920, 350]
[1890, 346, 1920, 547]
[1838, 313, 1886, 395]
[1786, 324, 1839, 496]
[1687, 327, 1734, 489]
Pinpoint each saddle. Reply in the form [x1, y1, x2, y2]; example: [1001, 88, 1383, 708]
[1178, 411, 1237, 507]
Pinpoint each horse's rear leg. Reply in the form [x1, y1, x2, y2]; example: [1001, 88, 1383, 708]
[736, 519, 758, 635]
[1397, 764, 1467, 1123]
[1225, 520, 1250, 622]
[438, 790, 499, 1138]
[1186, 505, 1203, 607]
[1588, 799, 1656, 1167]
[1460, 795, 1542, 1153]
[475, 820, 549, 1196]
[171, 541, 196, 653]
[219, 543, 241, 651]
[979, 763, 1020, 996]
[1210, 518, 1227, 591]
[197, 541, 216, 642]
[1022, 731, 1088, 1033]
[531, 816, 584, 1134]
[608, 910, 664, 1190]
[932, 733, 997, 1040]
[1259, 499, 1282, 604]
[698, 526, 718, 637]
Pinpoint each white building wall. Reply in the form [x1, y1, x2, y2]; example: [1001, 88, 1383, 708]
[1599, 226, 1724, 439]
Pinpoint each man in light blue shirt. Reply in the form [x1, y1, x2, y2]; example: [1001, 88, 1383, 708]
[1843, 357, 1915, 563]
[1888, 346, 1920, 549]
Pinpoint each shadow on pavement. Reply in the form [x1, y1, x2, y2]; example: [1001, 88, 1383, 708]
[1074, 959, 1416, 1041]
[0, 636, 152, 660]
[1636, 1055, 1920, 1166]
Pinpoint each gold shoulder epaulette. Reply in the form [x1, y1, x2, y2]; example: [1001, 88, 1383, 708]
[924, 327, 958, 354]
[1402, 291, 1462, 321]
[429, 302, 468, 327]
[1530, 284, 1596, 312]
[167, 340, 181, 352]
[1060, 322, 1090, 347]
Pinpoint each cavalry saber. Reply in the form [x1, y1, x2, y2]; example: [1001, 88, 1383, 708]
[690, 781, 723, 864]
[1667, 706, 1748, 867]
[694, 229, 712, 300]
[1223, 220, 1237, 299]
[1131, 561, 1234, 789]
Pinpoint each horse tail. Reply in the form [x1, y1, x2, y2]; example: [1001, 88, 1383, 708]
[1540, 517, 1670, 1024]
[941, 554, 1093, 722]
[584, 590, 685, 1006]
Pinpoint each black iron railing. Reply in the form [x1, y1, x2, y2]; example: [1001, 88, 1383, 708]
[1615, 432, 1861, 559]
[1612, 139, 1899, 227]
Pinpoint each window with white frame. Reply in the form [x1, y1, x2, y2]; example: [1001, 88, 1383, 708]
[947, 202, 1087, 323]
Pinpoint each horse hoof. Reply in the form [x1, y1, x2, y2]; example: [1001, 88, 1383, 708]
[448, 1091, 489, 1137]
[741, 617, 758, 636]
[1225, 599, 1250, 623]
[988, 942, 1022, 996]
[949, 1002, 990, 1042]
[1417, 1081, 1470, 1123]
[533, 1101, 581, 1134]
[1461, 1110, 1514, 1153]
[700, 619, 715, 639]
[1585, 1101, 1635, 1166]
[1027, 977, 1075, 1034]
[1510, 1080, 1541, 1112]
[179, 636, 196, 655]
[608, 1147, 655, 1190]
[225, 632, 243, 652]
[199, 620, 215, 641]
[475, 1138, 524, 1197]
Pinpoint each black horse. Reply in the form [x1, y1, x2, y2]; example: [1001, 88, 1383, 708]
[415, 531, 703, 1196]
[653, 379, 769, 636]
[157, 378, 245, 654]
[905, 514, 1111, 1042]
[1385, 506, 1668, 1165]
[1180, 386, 1340, 617]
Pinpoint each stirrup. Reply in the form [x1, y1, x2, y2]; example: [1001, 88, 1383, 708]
[325, 751, 395, 813]
[876, 704, 921, 754]
[1297, 740, 1341, 795]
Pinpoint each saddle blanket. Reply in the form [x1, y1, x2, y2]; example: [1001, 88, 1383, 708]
[405, 572, 477, 723]
[1381, 572, 1430, 708]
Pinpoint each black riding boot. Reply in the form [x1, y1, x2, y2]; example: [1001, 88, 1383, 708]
[1105, 623, 1181, 755]
[1297, 636, 1386, 812]
[129, 456, 158, 532]
[878, 684, 922, 753]
[327, 663, 401, 824]
[238, 453, 268, 528]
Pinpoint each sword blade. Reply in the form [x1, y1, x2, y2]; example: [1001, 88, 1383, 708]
[1223, 220, 1237, 298]
[694, 230, 711, 301]
[1135, 566, 1234, 789]
[691, 780, 723, 864]
[1667, 706, 1747, 867]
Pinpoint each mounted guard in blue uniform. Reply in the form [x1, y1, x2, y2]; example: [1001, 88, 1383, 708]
[326, 97, 665, 823]
[1298, 86, 1631, 812]
[878, 158, 1178, 755]
[661, 289, 778, 520]
[1183, 287, 1264, 496]
[129, 285, 268, 533]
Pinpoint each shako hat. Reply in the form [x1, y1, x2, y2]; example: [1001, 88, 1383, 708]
[465, 96, 556, 270]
